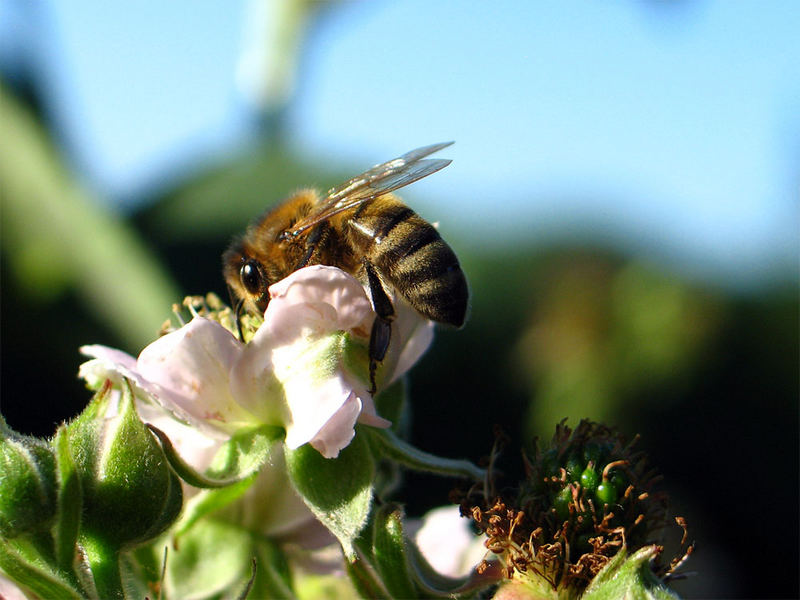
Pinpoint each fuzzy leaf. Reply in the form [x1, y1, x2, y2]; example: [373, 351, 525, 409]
[285, 432, 375, 558]
[582, 546, 680, 600]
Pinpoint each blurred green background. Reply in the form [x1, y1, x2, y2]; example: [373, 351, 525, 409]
[1, 2, 797, 598]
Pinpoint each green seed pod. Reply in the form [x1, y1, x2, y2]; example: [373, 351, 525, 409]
[580, 465, 599, 491]
[596, 481, 618, 506]
[554, 485, 573, 522]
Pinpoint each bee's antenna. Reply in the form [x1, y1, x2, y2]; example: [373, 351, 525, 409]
[226, 285, 246, 342]
[234, 298, 246, 341]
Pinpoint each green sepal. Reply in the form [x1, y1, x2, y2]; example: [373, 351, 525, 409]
[173, 475, 257, 539]
[285, 432, 375, 559]
[343, 551, 388, 600]
[233, 558, 258, 600]
[150, 423, 281, 488]
[366, 428, 485, 481]
[371, 503, 416, 600]
[0, 537, 83, 600]
[51, 425, 83, 574]
[582, 546, 680, 600]
[0, 417, 58, 538]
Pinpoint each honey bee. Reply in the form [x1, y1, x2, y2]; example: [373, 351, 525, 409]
[223, 142, 468, 393]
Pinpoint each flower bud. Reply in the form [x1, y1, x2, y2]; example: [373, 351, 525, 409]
[67, 382, 182, 548]
[0, 422, 57, 538]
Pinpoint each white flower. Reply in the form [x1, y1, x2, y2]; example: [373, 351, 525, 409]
[79, 265, 433, 459]
[414, 506, 487, 578]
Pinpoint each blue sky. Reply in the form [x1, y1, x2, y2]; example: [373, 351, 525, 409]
[2, 0, 798, 287]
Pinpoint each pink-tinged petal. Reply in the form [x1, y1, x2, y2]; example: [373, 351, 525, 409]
[356, 407, 392, 429]
[136, 317, 254, 430]
[389, 314, 435, 383]
[369, 299, 435, 386]
[267, 265, 374, 336]
[228, 332, 287, 427]
[308, 392, 362, 458]
[282, 374, 354, 454]
[136, 401, 227, 477]
[79, 345, 159, 399]
[80, 345, 137, 372]
[0, 573, 28, 600]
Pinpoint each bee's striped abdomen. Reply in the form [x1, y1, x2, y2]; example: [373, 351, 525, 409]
[349, 197, 468, 327]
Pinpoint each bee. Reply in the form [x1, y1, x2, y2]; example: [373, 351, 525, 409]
[223, 142, 468, 393]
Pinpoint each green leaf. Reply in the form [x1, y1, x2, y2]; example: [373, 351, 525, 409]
[285, 434, 375, 558]
[582, 546, 680, 600]
[0, 538, 83, 600]
[371, 503, 416, 600]
[231, 558, 258, 600]
[366, 429, 485, 481]
[52, 425, 83, 574]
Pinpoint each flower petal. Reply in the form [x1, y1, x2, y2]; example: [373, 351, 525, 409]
[388, 305, 435, 383]
[415, 505, 487, 578]
[135, 317, 254, 430]
[80, 345, 159, 400]
[282, 372, 355, 455]
[267, 265, 374, 339]
[307, 392, 362, 459]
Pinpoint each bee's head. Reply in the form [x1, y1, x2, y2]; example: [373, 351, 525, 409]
[222, 240, 279, 317]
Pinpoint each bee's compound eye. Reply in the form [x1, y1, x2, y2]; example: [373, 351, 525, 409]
[240, 259, 263, 295]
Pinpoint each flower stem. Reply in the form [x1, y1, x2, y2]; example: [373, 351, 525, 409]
[366, 429, 485, 480]
[81, 535, 124, 600]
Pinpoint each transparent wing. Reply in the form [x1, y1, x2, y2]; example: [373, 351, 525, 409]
[283, 142, 453, 238]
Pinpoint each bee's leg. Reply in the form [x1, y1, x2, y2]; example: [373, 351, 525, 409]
[295, 224, 325, 269]
[363, 258, 394, 395]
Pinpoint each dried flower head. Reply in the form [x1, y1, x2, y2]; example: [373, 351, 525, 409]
[454, 420, 693, 596]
